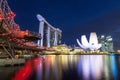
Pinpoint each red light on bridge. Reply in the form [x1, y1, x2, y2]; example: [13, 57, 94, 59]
[6, 11, 16, 19]
[0, 14, 3, 20]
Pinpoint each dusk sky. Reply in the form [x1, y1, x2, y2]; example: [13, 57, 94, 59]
[8, 0, 120, 49]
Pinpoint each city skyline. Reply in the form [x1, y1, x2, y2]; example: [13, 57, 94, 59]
[8, 0, 120, 50]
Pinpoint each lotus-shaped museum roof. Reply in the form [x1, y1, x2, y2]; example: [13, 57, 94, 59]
[77, 32, 101, 51]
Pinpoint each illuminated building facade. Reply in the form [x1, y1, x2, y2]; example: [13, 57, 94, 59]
[98, 35, 114, 52]
[77, 32, 101, 51]
[37, 14, 62, 47]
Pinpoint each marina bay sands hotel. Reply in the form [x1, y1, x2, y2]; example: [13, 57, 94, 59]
[37, 14, 62, 47]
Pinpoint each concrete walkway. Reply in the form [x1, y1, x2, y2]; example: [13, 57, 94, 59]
[0, 58, 25, 66]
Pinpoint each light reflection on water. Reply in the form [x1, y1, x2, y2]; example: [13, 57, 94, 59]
[13, 55, 120, 80]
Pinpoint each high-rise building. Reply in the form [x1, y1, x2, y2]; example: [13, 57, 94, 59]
[98, 35, 114, 52]
[37, 14, 62, 47]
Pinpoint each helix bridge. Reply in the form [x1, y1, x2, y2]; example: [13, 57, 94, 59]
[0, 0, 44, 58]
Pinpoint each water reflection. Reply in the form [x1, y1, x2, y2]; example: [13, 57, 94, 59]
[13, 55, 120, 80]
[111, 54, 118, 80]
[78, 55, 104, 80]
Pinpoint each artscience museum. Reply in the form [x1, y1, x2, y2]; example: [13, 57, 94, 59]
[77, 32, 101, 51]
